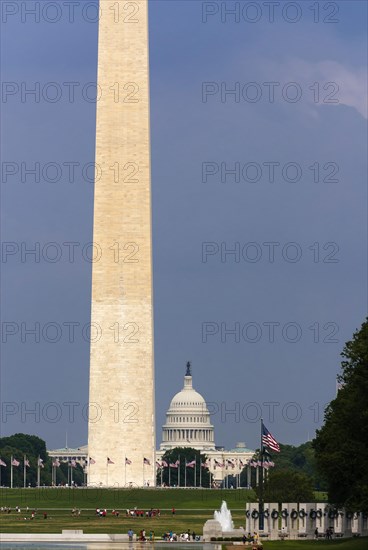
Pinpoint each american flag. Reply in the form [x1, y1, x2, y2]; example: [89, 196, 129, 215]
[155, 461, 161, 468]
[261, 422, 280, 452]
[186, 460, 196, 468]
[201, 460, 210, 468]
[169, 461, 178, 468]
[226, 459, 235, 468]
[89, 457, 96, 464]
[12, 458, 20, 467]
[38, 458, 44, 468]
[214, 459, 224, 468]
[161, 460, 168, 467]
[70, 460, 77, 468]
[0, 459, 7, 467]
[107, 457, 114, 464]
[143, 457, 150, 465]
[53, 459, 60, 467]
[24, 459, 30, 467]
[125, 458, 132, 465]
[239, 459, 245, 467]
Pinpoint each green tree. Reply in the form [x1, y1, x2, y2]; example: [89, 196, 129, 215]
[157, 447, 211, 487]
[255, 470, 315, 502]
[0, 434, 51, 487]
[313, 319, 368, 512]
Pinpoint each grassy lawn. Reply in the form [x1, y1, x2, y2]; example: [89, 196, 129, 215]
[0, 487, 256, 510]
[0, 488, 252, 533]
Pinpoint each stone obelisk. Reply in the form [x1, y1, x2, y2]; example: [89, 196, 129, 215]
[88, 0, 155, 487]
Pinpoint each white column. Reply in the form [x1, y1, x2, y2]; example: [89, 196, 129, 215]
[269, 503, 279, 539]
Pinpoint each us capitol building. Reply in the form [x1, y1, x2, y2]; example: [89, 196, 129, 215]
[49, 363, 254, 486]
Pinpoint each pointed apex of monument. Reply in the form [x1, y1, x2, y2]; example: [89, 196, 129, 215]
[186, 361, 192, 377]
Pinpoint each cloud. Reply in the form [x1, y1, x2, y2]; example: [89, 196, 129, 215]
[285, 59, 367, 119]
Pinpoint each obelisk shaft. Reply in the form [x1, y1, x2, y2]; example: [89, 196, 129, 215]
[88, 0, 155, 487]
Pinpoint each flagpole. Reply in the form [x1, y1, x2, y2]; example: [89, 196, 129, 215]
[11, 456, 13, 489]
[194, 458, 196, 488]
[185, 462, 187, 488]
[178, 455, 180, 487]
[259, 418, 264, 531]
[200, 456, 202, 488]
[107, 460, 109, 487]
[24, 455, 26, 488]
[169, 465, 171, 487]
[125, 458, 127, 487]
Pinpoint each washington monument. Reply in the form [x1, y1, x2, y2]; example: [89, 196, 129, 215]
[88, 0, 155, 487]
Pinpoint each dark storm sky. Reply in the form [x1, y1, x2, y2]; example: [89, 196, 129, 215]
[1, 0, 367, 452]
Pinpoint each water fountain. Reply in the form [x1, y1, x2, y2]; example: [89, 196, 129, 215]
[203, 500, 245, 541]
[214, 501, 235, 531]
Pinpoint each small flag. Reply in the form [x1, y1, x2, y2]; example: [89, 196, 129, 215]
[239, 459, 245, 467]
[214, 459, 224, 468]
[12, 458, 20, 467]
[201, 460, 210, 468]
[226, 459, 235, 468]
[169, 462, 178, 468]
[70, 459, 77, 468]
[125, 457, 132, 465]
[156, 461, 161, 468]
[143, 457, 150, 465]
[52, 459, 60, 467]
[186, 460, 195, 468]
[89, 457, 96, 464]
[161, 460, 168, 468]
[24, 459, 30, 468]
[261, 422, 280, 452]
[0, 459, 7, 467]
[107, 457, 114, 464]
[38, 458, 44, 468]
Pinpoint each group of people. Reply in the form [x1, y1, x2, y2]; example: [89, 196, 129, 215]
[314, 527, 334, 540]
[1, 507, 47, 521]
[126, 508, 160, 517]
[161, 529, 199, 542]
[243, 532, 260, 545]
[131, 528, 155, 541]
[1, 506, 14, 513]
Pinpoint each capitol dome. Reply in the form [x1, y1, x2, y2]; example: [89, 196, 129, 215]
[160, 362, 215, 450]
